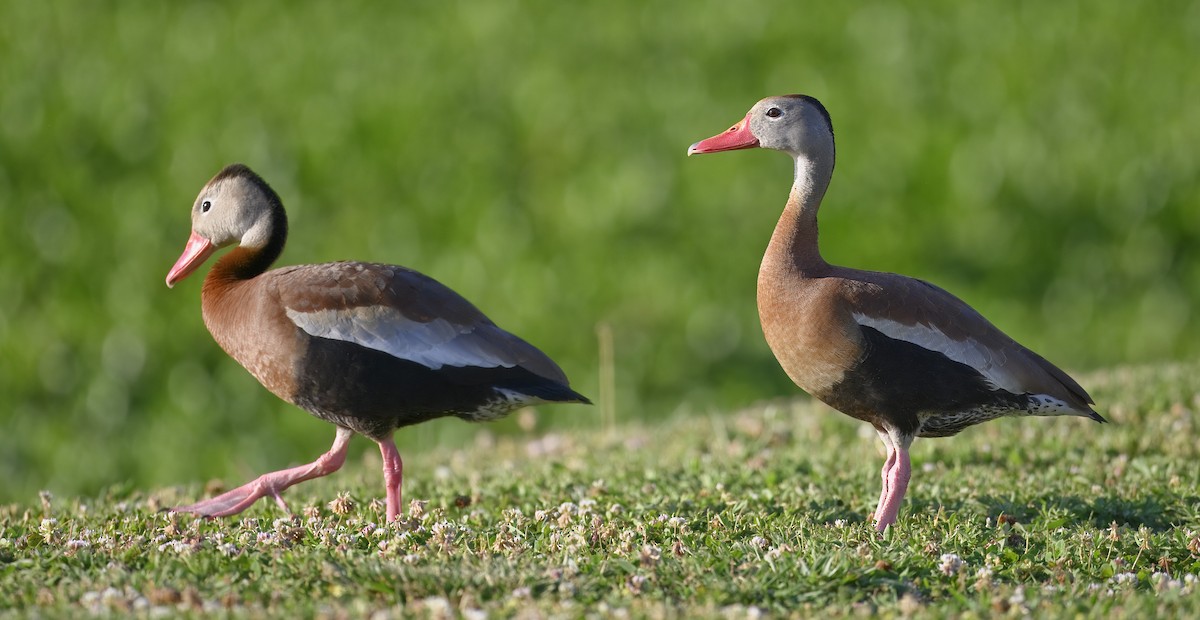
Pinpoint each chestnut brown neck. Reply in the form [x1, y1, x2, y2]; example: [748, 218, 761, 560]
[762, 156, 833, 278]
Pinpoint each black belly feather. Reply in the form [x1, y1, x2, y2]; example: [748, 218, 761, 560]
[291, 335, 588, 439]
[825, 325, 1031, 437]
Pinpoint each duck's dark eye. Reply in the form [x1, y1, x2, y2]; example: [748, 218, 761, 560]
[766, 107, 783, 118]
[201, 200, 212, 213]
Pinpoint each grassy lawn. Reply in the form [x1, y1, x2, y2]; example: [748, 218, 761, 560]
[2, 0, 1198, 504]
[1, 3, 1197, 615]
[2, 362, 1197, 617]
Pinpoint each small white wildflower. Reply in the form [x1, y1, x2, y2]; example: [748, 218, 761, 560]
[511, 586, 532, 599]
[1112, 572, 1138, 585]
[833, 519, 847, 528]
[939, 553, 965, 576]
[66, 539, 91, 551]
[749, 536, 769, 550]
[607, 504, 625, 515]
[1008, 585, 1025, 606]
[667, 516, 687, 530]
[326, 491, 352, 515]
[765, 544, 792, 560]
[534, 509, 549, 523]
[156, 540, 194, 554]
[627, 574, 647, 594]
[431, 521, 456, 547]
[420, 596, 452, 616]
[80, 591, 102, 610]
[898, 593, 922, 615]
[975, 566, 993, 581]
[639, 544, 661, 567]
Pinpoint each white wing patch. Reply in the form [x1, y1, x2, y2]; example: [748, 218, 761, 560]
[286, 306, 517, 370]
[852, 313, 1023, 394]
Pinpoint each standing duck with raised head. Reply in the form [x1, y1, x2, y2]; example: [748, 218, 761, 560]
[166, 164, 589, 522]
[688, 95, 1104, 532]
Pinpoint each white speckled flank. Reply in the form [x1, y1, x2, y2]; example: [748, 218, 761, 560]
[1025, 394, 1075, 416]
[459, 388, 541, 422]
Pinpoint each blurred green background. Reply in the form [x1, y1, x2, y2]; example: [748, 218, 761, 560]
[1, 1, 1197, 503]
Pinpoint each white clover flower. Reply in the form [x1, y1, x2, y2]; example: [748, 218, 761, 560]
[639, 544, 662, 566]
[939, 553, 965, 576]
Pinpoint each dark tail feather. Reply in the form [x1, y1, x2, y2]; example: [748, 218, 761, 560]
[509, 380, 591, 405]
[1087, 409, 1108, 424]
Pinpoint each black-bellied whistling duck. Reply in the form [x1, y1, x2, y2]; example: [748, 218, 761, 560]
[688, 95, 1104, 532]
[165, 164, 589, 522]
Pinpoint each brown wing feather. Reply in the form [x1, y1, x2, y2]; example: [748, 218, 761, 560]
[831, 267, 1094, 409]
[269, 262, 570, 383]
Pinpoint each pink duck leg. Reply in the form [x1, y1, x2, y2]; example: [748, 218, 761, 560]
[375, 435, 404, 522]
[872, 429, 897, 524]
[173, 427, 354, 518]
[872, 428, 914, 532]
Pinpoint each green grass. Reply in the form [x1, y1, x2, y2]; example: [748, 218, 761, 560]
[3, 362, 1198, 617]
